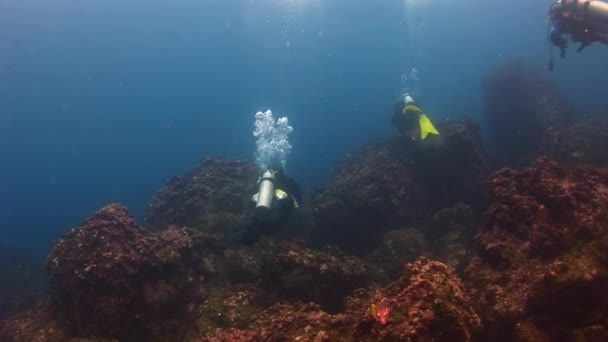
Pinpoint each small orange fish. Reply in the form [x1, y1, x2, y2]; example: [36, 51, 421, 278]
[370, 302, 390, 324]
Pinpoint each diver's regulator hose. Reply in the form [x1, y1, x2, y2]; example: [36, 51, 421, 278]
[255, 170, 276, 213]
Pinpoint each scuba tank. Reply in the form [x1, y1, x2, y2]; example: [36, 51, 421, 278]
[255, 170, 276, 216]
[562, 0, 608, 38]
[404, 94, 415, 106]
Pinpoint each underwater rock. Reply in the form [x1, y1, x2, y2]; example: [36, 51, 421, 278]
[200, 302, 352, 342]
[430, 203, 479, 270]
[366, 228, 430, 279]
[410, 118, 488, 212]
[0, 253, 47, 320]
[312, 120, 486, 256]
[483, 62, 572, 165]
[145, 157, 259, 234]
[260, 241, 376, 313]
[0, 301, 68, 342]
[465, 158, 608, 340]
[221, 247, 263, 284]
[311, 138, 427, 255]
[199, 258, 480, 341]
[430, 202, 478, 239]
[46, 204, 216, 341]
[189, 284, 275, 338]
[350, 258, 481, 341]
[539, 116, 608, 168]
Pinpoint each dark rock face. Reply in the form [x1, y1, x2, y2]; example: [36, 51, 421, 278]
[0, 253, 47, 321]
[366, 228, 430, 278]
[311, 121, 486, 256]
[145, 157, 259, 234]
[465, 159, 608, 340]
[430, 203, 478, 270]
[539, 116, 608, 168]
[311, 139, 427, 255]
[46, 204, 214, 341]
[411, 119, 488, 212]
[483, 62, 572, 165]
[260, 241, 376, 313]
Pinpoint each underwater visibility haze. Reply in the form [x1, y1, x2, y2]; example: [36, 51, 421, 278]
[2, 0, 608, 340]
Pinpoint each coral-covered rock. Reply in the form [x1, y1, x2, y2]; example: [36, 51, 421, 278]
[189, 285, 274, 338]
[46, 204, 215, 341]
[201, 303, 352, 342]
[350, 258, 481, 341]
[200, 258, 479, 341]
[311, 138, 427, 255]
[465, 159, 608, 340]
[0, 301, 69, 342]
[145, 157, 259, 234]
[539, 116, 608, 168]
[483, 62, 572, 164]
[260, 241, 376, 313]
[366, 228, 430, 279]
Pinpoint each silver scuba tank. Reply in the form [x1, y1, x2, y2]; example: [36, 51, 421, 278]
[255, 170, 276, 213]
[562, 0, 608, 37]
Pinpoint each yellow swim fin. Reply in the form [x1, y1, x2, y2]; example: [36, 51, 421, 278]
[419, 114, 439, 140]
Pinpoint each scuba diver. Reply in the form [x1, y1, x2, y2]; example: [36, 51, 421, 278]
[226, 167, 302, 246]
[391, 93, 439, 141]
[548, 0, 608, 70]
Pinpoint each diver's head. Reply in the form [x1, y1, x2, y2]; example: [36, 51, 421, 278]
[265, 165, 285, 178]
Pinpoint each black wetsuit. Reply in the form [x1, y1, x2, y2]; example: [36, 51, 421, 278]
[391, 99, 418, 137]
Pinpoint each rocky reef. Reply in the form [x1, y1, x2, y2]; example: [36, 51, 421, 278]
[201, 258, 480, 342]
[310, 138, 425, 255]
[5, 77, 608, 342]
[483, 62, 573, 165]
[145, 157, 259, 234]
[1, 204, 218, 342]
[465, 158, 608, 340]
[260, 241, 377, 313]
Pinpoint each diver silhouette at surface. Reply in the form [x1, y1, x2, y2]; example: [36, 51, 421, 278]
[547, 0, 608, 70]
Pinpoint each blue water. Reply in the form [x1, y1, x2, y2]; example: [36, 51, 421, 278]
[1, 0, 607, 260]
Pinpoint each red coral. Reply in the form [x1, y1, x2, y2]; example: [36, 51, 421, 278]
[352, 258, 481, 341]
[466, 159, 608, 339]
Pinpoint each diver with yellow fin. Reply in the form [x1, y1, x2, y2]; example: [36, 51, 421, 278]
[392, 93, 439, 141]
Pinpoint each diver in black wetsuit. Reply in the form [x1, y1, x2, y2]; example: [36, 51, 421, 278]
[548, 0, 608, 70]
[226, 167, 301, 246]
